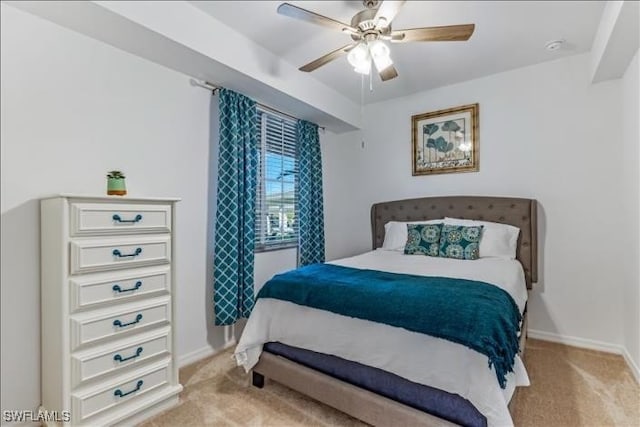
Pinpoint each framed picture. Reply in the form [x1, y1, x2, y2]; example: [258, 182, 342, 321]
[411, 103, 479, 176]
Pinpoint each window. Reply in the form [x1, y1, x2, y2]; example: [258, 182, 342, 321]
[255, 109, 298, 252]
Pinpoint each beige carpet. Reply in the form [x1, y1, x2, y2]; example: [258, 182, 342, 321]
[140, 339, 639, 427]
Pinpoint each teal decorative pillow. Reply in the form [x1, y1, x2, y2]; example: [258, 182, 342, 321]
[439, 224, 483, 260]
[404, 223, 443, 257]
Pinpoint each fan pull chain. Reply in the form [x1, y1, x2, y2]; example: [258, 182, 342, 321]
[360, 72, 365, 149]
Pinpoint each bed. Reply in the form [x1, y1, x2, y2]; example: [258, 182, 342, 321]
[235, 196, 537, 427]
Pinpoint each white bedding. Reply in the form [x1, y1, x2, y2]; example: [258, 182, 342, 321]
[234, 250, 530, 427]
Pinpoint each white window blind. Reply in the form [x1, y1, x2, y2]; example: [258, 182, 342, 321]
[255, 109, 298, 251]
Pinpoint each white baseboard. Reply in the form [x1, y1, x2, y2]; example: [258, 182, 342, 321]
[528, 329, 639, 384]
[528, 329, 623, 354]
[177, 339, 236, 368]
[621, 347, 640, 384]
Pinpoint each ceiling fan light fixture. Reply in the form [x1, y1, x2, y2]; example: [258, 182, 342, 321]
[353, 61, 372, 75]
[347, 42, 371, 72]
[369, 40, 393, 71]
[369, 40, 389, 58]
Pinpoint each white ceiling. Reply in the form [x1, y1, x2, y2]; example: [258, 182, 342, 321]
[191, 1, 605, 104]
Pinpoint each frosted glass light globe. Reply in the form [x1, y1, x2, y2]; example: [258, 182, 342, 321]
[347, 43, 371, 74]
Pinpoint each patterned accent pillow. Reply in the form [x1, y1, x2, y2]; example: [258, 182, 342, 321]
[439, 224, 484, 260]
[404, 223, 443, 257]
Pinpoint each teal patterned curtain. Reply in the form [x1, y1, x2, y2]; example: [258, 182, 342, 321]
[297, 120, 325, 266]
[213, 89, 258, 325]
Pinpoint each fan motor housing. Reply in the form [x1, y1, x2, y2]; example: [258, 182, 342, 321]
[350, 8, 392, 41]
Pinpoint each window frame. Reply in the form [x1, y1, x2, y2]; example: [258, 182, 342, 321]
[254, 108, 299, 253]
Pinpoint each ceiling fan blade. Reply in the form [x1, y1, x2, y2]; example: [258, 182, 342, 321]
[390, 24, 475, 43]
[299, 44, 357, 72]
[277, 3, 358, 35]
[379, 64, 399, 81]
[374, 1, 406, 29]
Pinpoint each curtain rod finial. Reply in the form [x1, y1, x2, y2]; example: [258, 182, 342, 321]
[190, 78, 219, 92]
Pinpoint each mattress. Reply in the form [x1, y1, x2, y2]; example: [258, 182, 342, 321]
[235, 250, 530, 426]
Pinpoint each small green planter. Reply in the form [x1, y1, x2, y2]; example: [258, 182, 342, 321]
[107, 171, 127, 196]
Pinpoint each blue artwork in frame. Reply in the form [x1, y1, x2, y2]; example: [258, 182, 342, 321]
[412, 103, 479, 175]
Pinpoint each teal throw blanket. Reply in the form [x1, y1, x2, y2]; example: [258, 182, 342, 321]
[257, 264, 521, 388]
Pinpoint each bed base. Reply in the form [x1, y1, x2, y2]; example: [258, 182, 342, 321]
[252, 352, 457, 427]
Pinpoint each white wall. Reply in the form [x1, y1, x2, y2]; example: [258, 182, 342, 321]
[322, 53, 629, 348]
[0, 4, 216, 417]
[621, 49, 640, 374]
[322, 129, 370, 261]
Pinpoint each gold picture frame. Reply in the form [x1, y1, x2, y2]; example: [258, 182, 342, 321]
[411, 103, 479, 176]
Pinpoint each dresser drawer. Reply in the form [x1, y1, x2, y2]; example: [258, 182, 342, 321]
[70, 266, 171, 312]
[71, 359, 171, 422]
[70, 202, 171, 236]
[70, 236, 170, 275]
[71, 297, 170, 350]
[71, 328, 171, 388]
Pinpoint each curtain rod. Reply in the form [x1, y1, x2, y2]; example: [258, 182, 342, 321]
[189, 78, 325, 132]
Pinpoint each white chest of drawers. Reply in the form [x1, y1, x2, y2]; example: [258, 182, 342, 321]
[41, 195, 182, 426]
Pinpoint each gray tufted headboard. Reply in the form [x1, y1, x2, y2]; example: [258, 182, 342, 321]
[371, 196, 537, 289]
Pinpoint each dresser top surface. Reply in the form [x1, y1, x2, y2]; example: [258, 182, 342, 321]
[42, 194, 181, 202]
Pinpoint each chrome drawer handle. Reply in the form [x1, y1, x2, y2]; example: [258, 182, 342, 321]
[113, 347, 143, 363]
[112, 281, 142, 293]
[112, 248, 142, 258]
[112, 214, 143, 223]
[114, 380, 143, 398]
[113, 314, 143, 328]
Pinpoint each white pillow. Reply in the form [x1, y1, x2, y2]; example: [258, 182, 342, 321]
[382, 219, 444, 251]
[444, 217, 520, 259]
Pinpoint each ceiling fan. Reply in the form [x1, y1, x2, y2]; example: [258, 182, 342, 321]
[277, 0, 475, 82]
